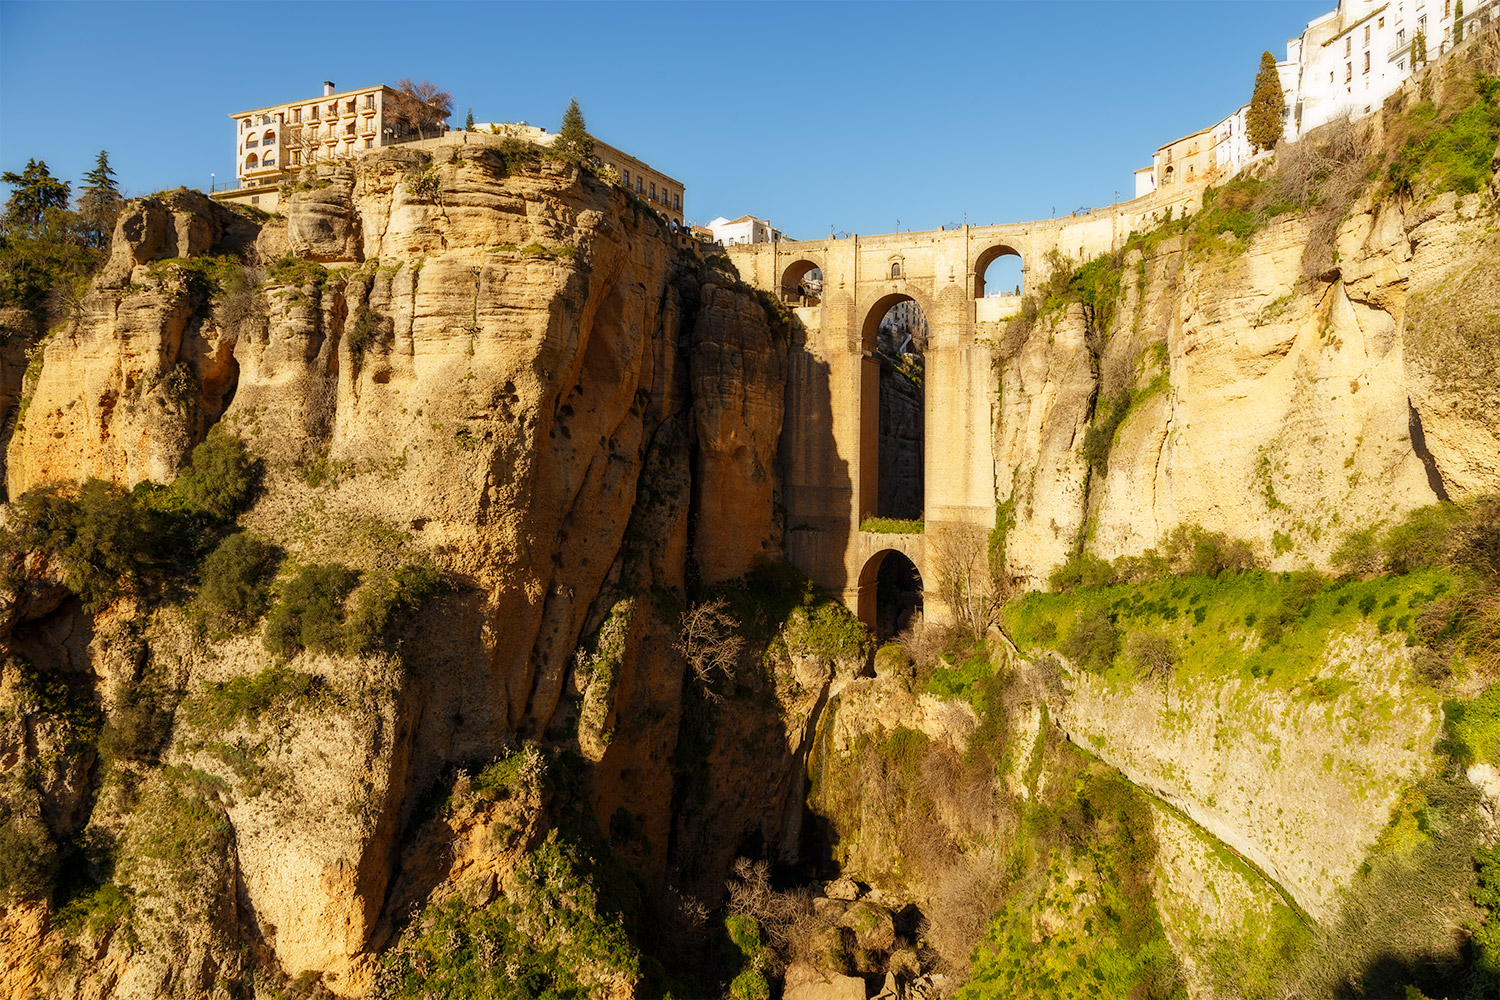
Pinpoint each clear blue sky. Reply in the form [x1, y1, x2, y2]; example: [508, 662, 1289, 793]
[1, 0, 1329, 239]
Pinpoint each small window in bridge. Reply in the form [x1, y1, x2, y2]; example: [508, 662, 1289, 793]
[891, 262, 902, 279]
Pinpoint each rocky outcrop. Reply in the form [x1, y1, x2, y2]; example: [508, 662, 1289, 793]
[992, 183, 1500, 587]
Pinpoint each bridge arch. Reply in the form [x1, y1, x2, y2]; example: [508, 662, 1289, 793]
[856, 548, 924, 641]
[973, 243, 1023, 298]
[779, 258, 823, 305]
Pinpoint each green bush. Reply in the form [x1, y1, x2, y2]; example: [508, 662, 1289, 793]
[1384, 503, 1470, 573]
[263, 563, 359, 658]
[0, 812, 59, 903]
[1127, 631, 1177, 682]
[180, 664, 320, 733]
[173, 428, 256, 519]
[1051, 550, 1117, 591]
[99, 680, 174, 765]
[1060, 605, 1120, 671]
[730, 969, 771, 1000]
[342, 563, 443, 656]
[198, 532, 280, 629]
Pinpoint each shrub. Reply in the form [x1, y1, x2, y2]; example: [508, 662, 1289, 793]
[1127, 632, 1177, 682]
[99, 680, 175, 765]
[730, 970, 771, 1000]
[175, 428, 256, 520]
[263, 563, 359, 658]
[1384, 503, 1469, 572]
[1332, 525, 1384, 576]
[1060, 606, 1120, 672]
[0, 812, 59, 903]
[198, 532, 280, 630]
[342, 563, 443, 655]
[1050, 550, 1116, 591]
[180, 664, 320, 733]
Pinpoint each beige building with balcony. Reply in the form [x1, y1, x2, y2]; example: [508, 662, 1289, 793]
[226, 82, 443, 208]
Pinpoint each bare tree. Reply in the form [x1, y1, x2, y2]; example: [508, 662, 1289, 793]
[930, 524, 1007, 641]
[676, 597, 744, 702]
[389, 78, 454, 141]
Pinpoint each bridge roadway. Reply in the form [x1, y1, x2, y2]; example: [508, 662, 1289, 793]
[722, 186, 1201, 627]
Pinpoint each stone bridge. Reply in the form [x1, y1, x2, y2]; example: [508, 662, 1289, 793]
[724, 189, 1199, 630]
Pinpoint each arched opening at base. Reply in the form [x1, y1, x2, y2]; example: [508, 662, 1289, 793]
[859, 550, 923, 643]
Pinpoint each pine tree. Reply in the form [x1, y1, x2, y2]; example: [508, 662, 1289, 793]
[465, 107, 475, 132]
[1412, 30, 1428, 66]
[1455, 0, 1465, 44]
[557, 98, 595, 162]
[1248, 51, 1287, 152]
[77, 150, 122, 249]
[0, 159, 70, 233]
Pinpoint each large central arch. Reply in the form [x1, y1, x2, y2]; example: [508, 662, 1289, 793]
[858, 293, 928, 524]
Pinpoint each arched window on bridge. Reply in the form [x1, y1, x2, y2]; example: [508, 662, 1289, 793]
[862, 294, 927, 523]
[780, 259, 823, 306]
[974, 245, 1023, 299]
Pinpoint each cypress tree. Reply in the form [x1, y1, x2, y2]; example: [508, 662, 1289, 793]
[557, 98, 595, 162]
[465, 107, 475, 132]
[1248, 51, 1287, 151]
[1455, 0, 1465, 44]
[78, 150, 122, 249]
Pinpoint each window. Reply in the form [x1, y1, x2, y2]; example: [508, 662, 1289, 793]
[1419, 14, 1427, 31]
[1445, 0, 1450, 15]
[1398, 28, 1405, 44]
[346, 122, 355, 136]
[328, 103, 337, 116]
[622, 170, 629, 186]
[346, 99, 355, 113]
[1399, 58, 1406, 71]
[650, 183, 656, 199]
[310, 105, 319, 120]
[1364, 24, 1370, 44]
[364, 94, 374, 109]
[636, 178, 643, 193]
[890, 262, 902, 278]
[1364, 51, 1371, 72]
[1346, 61, 1353, 81]
[1379, 16, 1384, 28]
[293, 108, 301, 123]
[291, 150, 301, 166]
[1346, 36, 1352, 55]
[674, 193, 680, 210]
[245, 153, 258, 169]
[364, 138, 373, 149]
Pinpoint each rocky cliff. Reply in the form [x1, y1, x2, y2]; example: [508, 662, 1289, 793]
[0, 145, 797, 998]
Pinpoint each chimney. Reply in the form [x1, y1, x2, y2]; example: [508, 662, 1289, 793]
[323, 81, 335, 96]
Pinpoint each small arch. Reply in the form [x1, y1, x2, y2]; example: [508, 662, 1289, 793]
[1163, 165, 1175, 185]
[779, 259, 823, 305]
[857, 549, 924, 641]
[890, 261, 903, 279]
[262, 129, 276, 144]
[244, 153, 259, 170]
[973, 244, 1023, 298]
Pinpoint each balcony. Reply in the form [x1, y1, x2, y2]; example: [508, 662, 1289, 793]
[244, 139, 259, 149]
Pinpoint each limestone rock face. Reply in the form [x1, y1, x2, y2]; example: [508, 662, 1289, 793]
[994, 190, 1500, 587]
[0, 148, 788, 997]
[689, 278, 788, 583]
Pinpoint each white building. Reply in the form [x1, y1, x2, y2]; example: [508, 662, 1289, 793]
[707, 215, 784, 246]
[1291, 0, 1496, 136]
[1132, 0, 1495, 195]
